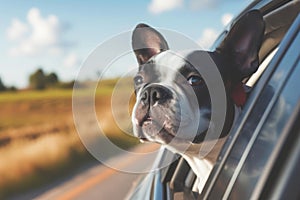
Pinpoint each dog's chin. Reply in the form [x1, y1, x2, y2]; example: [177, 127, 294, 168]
[136, 123, 208, 147]
[138, 120, 176, 144]
[135, 121, 220, 159]
[135, 114, 211, 143]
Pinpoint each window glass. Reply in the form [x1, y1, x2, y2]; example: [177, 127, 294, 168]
[228, 57, 300, 199]
[208, 23, 299, 200]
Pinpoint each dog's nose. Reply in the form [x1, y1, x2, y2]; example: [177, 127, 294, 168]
[140, 85, 172, 106]
[140, 88, 160, 105]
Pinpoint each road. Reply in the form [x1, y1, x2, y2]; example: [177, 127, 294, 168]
[11, 143, 160, 200]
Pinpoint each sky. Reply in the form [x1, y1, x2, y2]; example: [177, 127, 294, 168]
[0, 0, 253, 88]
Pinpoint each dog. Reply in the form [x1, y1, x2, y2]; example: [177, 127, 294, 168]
[131, 10, 265, 192]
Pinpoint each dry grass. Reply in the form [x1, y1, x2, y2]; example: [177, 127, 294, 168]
[0, 131, 85, 196]
[0, 120, 88, 198]
[0, 78, 138, 198]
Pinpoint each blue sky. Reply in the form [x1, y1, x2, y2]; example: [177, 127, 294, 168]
[0, 0, 252, 88]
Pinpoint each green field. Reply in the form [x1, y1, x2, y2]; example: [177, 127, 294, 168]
[0, 78, 138, 198]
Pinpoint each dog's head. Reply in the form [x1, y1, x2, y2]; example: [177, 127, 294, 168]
[131, 10, 264, 151]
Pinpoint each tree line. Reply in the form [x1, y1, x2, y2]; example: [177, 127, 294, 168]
[29, 68, 76, 90]
[0, 78, 16, 92]
[29, 68, 61, 90]
[0, 68, 75, 92]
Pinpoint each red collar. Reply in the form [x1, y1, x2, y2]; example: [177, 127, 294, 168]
[231, 82, 247, 107]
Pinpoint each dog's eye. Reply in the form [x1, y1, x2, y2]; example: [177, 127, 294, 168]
[134, 75, 144, 86]
[187, 75, 203, 86]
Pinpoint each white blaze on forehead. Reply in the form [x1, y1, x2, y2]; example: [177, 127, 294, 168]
[153, 49, 201, 83]
[154, 50, 186, 85]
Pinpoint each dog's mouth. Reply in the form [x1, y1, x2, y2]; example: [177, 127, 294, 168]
[137, 114, 177, 144]
[135, 111, 213, 145]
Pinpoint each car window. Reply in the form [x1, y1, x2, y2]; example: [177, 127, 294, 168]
[202, 13, 300, 200]
[227, 49, 300, 199]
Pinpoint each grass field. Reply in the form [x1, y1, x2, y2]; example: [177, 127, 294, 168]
[0, 78, 138, 198]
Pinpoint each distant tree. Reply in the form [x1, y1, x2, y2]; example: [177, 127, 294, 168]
[29, 68, 46, 90]
[29, 68, 60, 90]
[8, 86, 17, 92]
[0, 77, 7, 92]
[46, 72, 59, 86]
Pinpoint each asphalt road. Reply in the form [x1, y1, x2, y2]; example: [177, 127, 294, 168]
[11, 143, 160, 200]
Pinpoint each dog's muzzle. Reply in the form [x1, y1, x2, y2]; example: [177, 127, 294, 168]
[133, 84, 180, 143]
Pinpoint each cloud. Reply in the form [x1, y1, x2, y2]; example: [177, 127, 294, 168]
[6, 8, 71, 57]
[148, 0, 237, 14]
[63, 53, 81, 68]
[197, 13, 234, 49]
[6, 19, 29, 41]
[221, 13, 233, 26]
[189, 0, 232, 10]
[197, 28, 218, 50]
[148, 0, 183, 14]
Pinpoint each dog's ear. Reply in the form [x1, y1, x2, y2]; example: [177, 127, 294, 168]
[132, 23, 169, 65]
[218, 10, 265, 80]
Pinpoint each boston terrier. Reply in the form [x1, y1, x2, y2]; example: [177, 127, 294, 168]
[131, 10, 265, 192]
